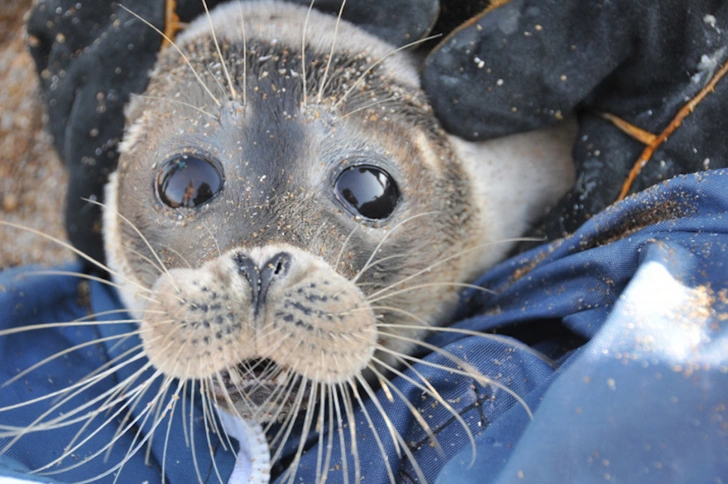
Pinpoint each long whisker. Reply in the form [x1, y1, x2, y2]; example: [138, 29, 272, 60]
[0, 310, 150, 340]
[347, 381, 396, 483]
[371, 354, 476, 465]
[377, 332, 534, 419]
[334, 224, 358, 271]
[236, 0, 248, 106]
[377, 321, 556, 368]
[366, 237, 541, 301]
[162, 379, 186, 484]
[340, 96, 396, 119]
[83, 198, 181, 294]
[355, 375, 427, 482]
[3, 329, 143, 387]
[20, 269, 158, 303]
[200, 379, 226, 484]
[0, 346, 145, 419]
[188, 380, 205, 484]
[300, 0, 316, 108]
[0, 220, 154, 298]
[367, 364, 440, 476]
[313, 386, 325, 482]
[340, 383, 360, 482]
[350, 211, 439, 285]
[121, 242, 168, 278]
[284, 382, 319, 484]
[365, 281, 497, 306]
[269, 373, 307, 463]
[2, 357, 153, 457]
[136, 94, 216, 119]
[42, 374, 176, 482]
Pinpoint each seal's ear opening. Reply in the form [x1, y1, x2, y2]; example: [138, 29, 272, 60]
[286, 0, 440, 47]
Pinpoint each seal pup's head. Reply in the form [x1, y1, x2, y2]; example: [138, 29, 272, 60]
[104, 0, 574, 477]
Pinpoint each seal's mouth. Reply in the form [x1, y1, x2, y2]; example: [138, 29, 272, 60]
[211, 358, 308, 421]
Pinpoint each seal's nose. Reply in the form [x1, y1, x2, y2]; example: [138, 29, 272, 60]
[234, 252, 291, 316]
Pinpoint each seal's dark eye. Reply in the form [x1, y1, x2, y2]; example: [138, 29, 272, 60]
[156, 155, 223, 208]
[334, 165, 399, 220]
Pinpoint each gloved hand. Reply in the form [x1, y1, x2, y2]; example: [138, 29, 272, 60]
[422, 0, 728, 238]
[25, 0, 438, 267]
[30, 0, 727, 262]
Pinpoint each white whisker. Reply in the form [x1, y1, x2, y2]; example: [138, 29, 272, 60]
[316, 0, 347, 104]
[201, 0, 238, 101]
[137, 94, 216, 118]
[236, 0, 248, 106]
[332, 34, 442, 111]
[350, 211, 439, 285]
[371, 354, 476, 464]
[378, 331, 534, 419]
[366, 281, 497, 306]
[118, 4, 221, 107]
[378, 321, 556, 368]
[366, 236, 541, 301]
[0, 220, 154, 298]
[300, 0, 316, 108]
[84, 198, 182, 294]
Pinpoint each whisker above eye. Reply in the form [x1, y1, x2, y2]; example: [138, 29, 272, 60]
[201, 0, 238, 102]
[135, 94, 217, 119]
[315, 0, 348, 105]
[118, 4, 221, 107]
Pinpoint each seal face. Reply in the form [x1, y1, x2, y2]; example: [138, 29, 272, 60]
[103, 0, 575, 476]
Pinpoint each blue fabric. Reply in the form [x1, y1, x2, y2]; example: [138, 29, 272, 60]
[2, 169, 728, 483]
[0, 264, 237, 483]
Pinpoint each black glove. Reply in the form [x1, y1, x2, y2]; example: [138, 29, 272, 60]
[422, 0, 728, 238]
[26, 0, 438, 267]
[28, 0, 167, 265]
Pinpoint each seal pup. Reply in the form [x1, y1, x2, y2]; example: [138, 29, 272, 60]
[2, 1, 575, 482]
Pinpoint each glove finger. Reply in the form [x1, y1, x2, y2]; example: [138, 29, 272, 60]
[422, 0, 633, 140]
[285, 0, 440, 47]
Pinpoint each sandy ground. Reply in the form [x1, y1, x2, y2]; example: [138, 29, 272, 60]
[0, 0, 74, 268]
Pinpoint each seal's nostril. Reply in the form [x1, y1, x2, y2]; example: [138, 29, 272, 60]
[233, 252, 291, 317]
[235, 254, 260, 287]
[258, 253, 291, 313]
[267, 252, 291, 278]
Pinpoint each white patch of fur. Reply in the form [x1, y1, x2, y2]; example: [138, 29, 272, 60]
[118, 95, 148, 155]
[451, 119, 577, 281]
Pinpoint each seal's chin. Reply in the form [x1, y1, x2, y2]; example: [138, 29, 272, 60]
[211, 359, 308, 421]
